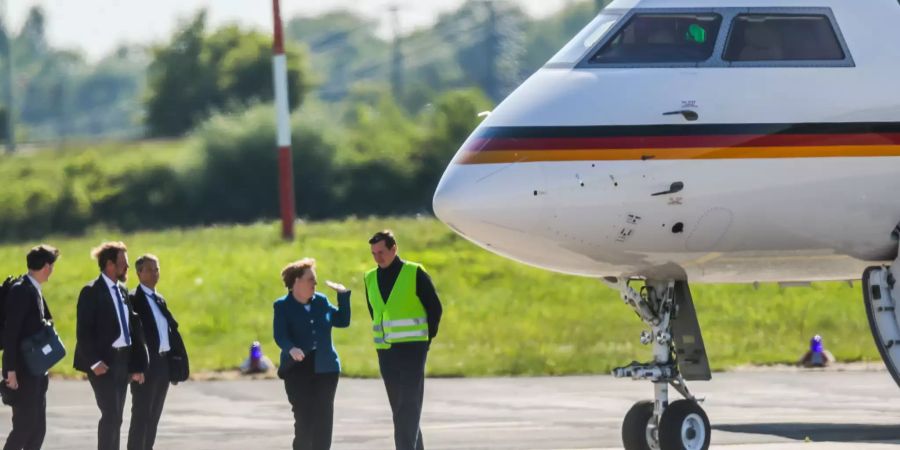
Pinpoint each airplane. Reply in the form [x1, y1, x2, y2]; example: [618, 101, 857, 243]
[432, 0, 900, 449]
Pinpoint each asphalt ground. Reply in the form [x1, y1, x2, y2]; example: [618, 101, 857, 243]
[2, 368, 899, 449]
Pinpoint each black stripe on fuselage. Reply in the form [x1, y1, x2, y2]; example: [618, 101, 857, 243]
[476, 122, 900, 139]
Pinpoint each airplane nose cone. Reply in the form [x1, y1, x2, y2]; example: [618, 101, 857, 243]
[432, 164, 465, 227]
[433, 161, 547, 239]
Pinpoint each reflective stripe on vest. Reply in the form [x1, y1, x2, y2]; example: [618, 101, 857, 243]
[385, 329, 428, 340]
[366, 262, 429, 349]
[373, 318, 427, 332]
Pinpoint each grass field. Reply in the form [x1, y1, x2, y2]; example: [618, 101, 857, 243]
[0, 217, 882, 378]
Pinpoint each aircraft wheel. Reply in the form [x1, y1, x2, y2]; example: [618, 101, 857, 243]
[658, 399, 710, 450]
[622, 400, 656, 450]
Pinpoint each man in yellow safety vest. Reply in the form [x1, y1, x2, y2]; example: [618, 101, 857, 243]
[366, 230, 443, 450]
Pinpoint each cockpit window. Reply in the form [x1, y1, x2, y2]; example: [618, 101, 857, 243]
[547, 13, 623, 66]
[723, 14, 844, 62]
[589, 13, 723, 64]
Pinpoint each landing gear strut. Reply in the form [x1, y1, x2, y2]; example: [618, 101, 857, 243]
[605, 279, 712, 450]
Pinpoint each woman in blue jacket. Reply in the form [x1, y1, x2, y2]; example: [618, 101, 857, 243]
[273, 258, 350, 450]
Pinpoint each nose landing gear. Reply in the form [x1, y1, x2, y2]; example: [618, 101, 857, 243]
[606, 279, 712, 450]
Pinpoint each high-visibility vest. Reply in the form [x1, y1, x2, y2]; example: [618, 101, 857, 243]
[366, 262, 429, 349]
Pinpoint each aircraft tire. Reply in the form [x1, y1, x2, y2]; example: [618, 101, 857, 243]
[658, 399, 710, 450]
[622, 400, 655, 450]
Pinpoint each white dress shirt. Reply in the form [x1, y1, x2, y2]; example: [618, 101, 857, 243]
[101, 273, 130, 349]
[91, 274, 130, 370]
[140, 284, 171, 354]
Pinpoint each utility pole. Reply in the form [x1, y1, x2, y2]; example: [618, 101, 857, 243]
[389, 6, 404, 100]
[0, 0, 14, 153]
[272, 0, 296, 240]
[484, 1, 500, 102]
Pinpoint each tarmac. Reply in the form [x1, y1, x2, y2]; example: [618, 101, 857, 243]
[3, 367, 900, 449]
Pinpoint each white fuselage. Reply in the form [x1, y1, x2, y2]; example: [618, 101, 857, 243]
[433, 0, 900, 283]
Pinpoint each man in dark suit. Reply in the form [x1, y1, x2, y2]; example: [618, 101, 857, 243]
[127, 254, 187, 450]
[2, 244, 59, 450]
[74, 241, 148, 450]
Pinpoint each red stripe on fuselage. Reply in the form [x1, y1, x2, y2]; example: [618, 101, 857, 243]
[465, 133, 900, 152]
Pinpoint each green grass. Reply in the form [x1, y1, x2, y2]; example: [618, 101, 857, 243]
[0, 217, 881, 378]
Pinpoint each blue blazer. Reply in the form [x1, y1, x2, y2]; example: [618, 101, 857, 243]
[273, 291, 350, 377]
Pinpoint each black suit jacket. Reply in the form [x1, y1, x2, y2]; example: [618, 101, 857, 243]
[129, 287, 188, 363]
[73, 276, 148, 374]
[2, 277, 51, 376]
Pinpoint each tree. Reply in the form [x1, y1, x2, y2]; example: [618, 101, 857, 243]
[0, 6, 150, 142]
[15, 7, 48, 65]
[145, 11, 311, 137]
[144, 12, 211, 137]
[214, 27, 305, 109]
[71, 48, 148, 137]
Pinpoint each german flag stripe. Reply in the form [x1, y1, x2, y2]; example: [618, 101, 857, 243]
[457, 122, 900, 164]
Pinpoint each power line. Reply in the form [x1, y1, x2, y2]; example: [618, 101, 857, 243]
[350, 13, 488, 78]
[315, 1, 525, 100]
[316, 17, 488, 98]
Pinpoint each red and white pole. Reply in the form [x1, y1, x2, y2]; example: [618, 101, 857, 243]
[272, 0, 296, 240]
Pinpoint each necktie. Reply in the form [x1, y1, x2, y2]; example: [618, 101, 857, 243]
[150, 291, 173, 325]
[113, 286, 131, 346]
[148, 291, 164, 318]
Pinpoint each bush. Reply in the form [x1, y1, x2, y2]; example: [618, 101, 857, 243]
[332, 86, 423, 215]
[191, 104, 340, 222]
[0, 86, 493, 240]
[0, 141, 192, 241]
